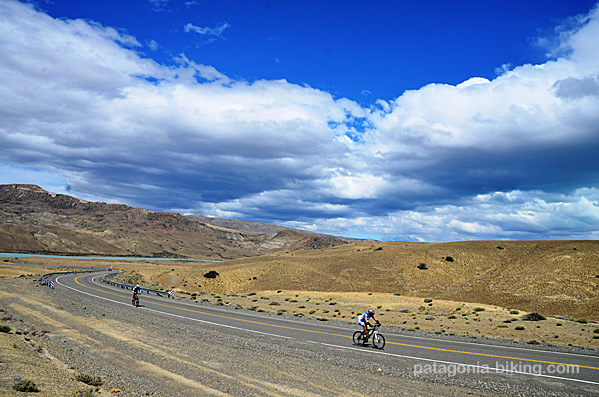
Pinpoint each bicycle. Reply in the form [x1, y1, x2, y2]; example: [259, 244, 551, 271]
[132, 291, 140, 307]
[353, 323, 385, 349]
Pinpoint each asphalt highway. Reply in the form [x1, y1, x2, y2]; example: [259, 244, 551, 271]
[55, 271, 599, 395]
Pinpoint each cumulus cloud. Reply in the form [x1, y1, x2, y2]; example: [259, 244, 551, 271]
[552, 75, 599, 99]
[0, 0, 597, 241]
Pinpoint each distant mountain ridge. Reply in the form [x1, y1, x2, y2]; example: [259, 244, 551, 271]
[186, 214, 294, 234]
[0, 184, 347, 259]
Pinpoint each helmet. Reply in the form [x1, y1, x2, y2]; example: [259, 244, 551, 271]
[368, 309, 375, 315]
[136, 284, 140, 288]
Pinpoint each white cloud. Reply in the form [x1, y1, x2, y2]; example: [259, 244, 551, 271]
[148, 0, 169, 12]
[0, 0, 597, 242]
[329, 172, 388, 199]
[184, 22, 230, 38]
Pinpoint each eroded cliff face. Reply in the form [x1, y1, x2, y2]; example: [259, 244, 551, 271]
[0, 184, 346, 259]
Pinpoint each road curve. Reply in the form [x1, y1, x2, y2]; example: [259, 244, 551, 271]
[55, 271, 599, 395]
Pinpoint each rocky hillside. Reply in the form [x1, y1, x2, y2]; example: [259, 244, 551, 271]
[0, 184, 347, 259]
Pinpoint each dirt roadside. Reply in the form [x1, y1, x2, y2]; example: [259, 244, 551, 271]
[1, 263, 598, 396]
[1, 277, 496, 396]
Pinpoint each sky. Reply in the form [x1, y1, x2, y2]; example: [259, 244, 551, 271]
[0, 0, 598, 242]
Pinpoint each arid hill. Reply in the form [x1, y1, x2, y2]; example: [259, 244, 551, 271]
[0, 184, 347, 259]
[152, 240, 599, 321]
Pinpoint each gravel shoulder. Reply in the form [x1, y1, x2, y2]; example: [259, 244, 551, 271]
[0, 276, 596, 396]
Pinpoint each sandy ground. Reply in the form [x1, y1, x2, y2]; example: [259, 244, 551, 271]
[2, 258, 598, 350]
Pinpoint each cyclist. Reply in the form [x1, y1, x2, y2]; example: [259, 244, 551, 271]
[358, 308, 380, 336]
[132, 283, 141, 304]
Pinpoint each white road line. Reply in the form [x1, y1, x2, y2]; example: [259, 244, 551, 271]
[319, 342, 599, 386]
[57, 276, 294, 340]
[86, 274, 599, 362]
[56, 274, 599, 385]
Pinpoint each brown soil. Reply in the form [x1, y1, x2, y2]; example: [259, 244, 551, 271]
[134, 240, 599, 321]
[2, 239, 598, 350]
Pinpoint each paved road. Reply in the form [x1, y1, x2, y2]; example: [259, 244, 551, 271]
[55, 271, 599, 395]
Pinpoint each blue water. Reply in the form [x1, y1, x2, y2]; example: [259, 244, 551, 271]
[0, 253, 220, 262]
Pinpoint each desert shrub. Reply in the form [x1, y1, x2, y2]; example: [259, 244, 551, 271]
[448, 315, 457, 319]
[515, 326, 525, 330]
[445, 256, 454, 262]
[496, 325, 508, 328]
[399, 309, 410, 313]
[556, 323, 562, 326]
[329, 302, 337, 305]
[593, 329, 599, 334]
[417, 263, 428, 270]
[593, 335, 599, 340]
[425, 315, 435, 320]
[269, 302, 280, 306]
[510, 310, 520, 314]
[13, 378, 39, 392]
[203, 271, 219, 279]
[424, 298, 433, 303]
[73, 389, 94, 397]
[376, 305, 382, 309]
[309, 310, 316, 314]
[76, 373, 102, 386]
[247, 292, 257, 296]
[522, 312, 546, 321]
[0, 325, 11, 333]
[473, 307, 485, 312]
[576, 319, 588, 324]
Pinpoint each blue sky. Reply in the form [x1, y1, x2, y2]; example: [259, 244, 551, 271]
[1, 0, 598, 242]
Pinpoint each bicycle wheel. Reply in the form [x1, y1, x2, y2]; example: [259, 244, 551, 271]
[352, 331, 364, 346]
[372, 333, 385, 349]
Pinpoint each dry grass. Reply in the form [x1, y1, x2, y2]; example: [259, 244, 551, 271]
[186, 289, 598, 349]
[2, 239, 598, 349]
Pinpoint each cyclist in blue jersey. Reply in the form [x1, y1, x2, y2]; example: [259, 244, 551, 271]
[358, 308, 380, 336]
